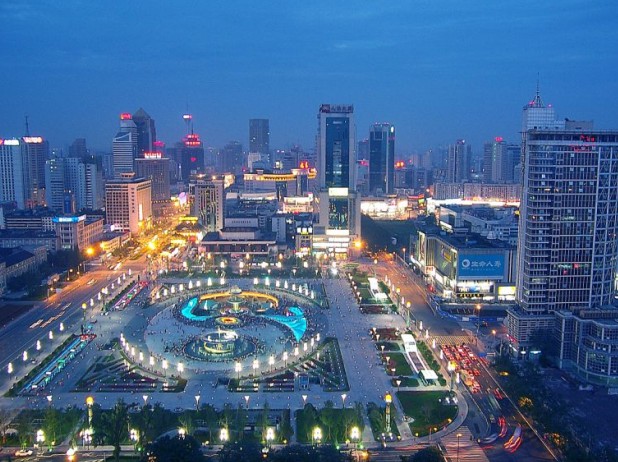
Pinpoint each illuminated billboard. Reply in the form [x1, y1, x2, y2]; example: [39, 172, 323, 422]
[458, 253, 505, 279]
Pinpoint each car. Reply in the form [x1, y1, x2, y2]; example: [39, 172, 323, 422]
[15, 449, 33, 457]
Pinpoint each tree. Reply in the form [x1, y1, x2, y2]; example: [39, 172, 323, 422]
[234, 403, 247, 441]
[220, 403, 234, 441]
[279, 410, 294, 443]
[130, 404, 157, 450]
[0, 408, 11, 445]
[104, 400, 129, 462]
[201, 404, 219, 443]
[43, 407, 60, 448]
[178, 410, 194, 437]
[258, 401, 270, 442]
[320, 400, 336, 442]
[408, 446, 444, 462]
[218, 441, 263, 462]
[15, 412, 31, 450]
[145, 434, 203, 462]
[354, 401, 365, 433]
[300, 404, 318, 442]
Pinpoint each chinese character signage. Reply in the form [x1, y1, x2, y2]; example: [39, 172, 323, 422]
[458, 253, 505, 278]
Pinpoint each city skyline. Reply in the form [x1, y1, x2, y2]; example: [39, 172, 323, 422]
[1, 1, 617, 153]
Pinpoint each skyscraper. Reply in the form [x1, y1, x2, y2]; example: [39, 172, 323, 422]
[220, 141, 243, 174]
[45, 156, 105, 213]
[179, 134, 205, 179]
[314, 104, 361, 256]
[135, 153, 171, 202]
[0, 138, 26, 209]
[133, 108, 157, 156]
[105, 174, 152, 235]
[318, 105, 355, 189]
[249, 119, 269, 155]
[193, 177, 225, 232]
[69, 138, 88, 158]
[446, 139, 471, 183]
[508, 93, 618, 379]
[369, 123, 395, 195]
[112, 113, 137, 177]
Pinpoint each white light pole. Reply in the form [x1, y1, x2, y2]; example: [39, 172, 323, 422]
[235, 361, 242, 380]
[195, 395, 201, 411]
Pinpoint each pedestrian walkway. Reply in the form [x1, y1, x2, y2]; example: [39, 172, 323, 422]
[441, 425, 489, 462]
[431, 335, 471, 346]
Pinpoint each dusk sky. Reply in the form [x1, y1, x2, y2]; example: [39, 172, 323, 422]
[2, 1, 617, 156]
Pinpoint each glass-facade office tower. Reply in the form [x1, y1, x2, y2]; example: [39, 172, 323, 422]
[315, 104, 361, 256]
[112, 113, 137, 177]
[318, 105, 355, 189]
[446, 139, 471, 183]
[369, 123, 395, 195]
[133, 108, 157, 156]
[249, 119, 269, 154]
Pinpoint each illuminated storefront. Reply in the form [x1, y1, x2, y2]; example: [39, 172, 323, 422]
[414, 230, 516, 302]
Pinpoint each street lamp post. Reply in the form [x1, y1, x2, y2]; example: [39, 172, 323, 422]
[235, 361, 242, 381]
[86, 396, 94, 427]
[195, 395, 201, 411]
[456, 432, 462, 462]
[475, 304, 482, 343]
[350, 426, 361, 461]
[36, 429, 45, 455]
[341, 393, 347, 408]
[448, 362, 456, 393]
[384, 393, 392, 434]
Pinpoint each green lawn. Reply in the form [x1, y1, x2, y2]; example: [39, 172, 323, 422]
[392, 377, 419, 387]
[396, 391, 458, 436]
[376, 341, 401, 352]
[382, 353, 413, 376]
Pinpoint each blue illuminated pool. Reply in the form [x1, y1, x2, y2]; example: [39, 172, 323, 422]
[181, 297, 212, 321]
[263, 306, 307, 342]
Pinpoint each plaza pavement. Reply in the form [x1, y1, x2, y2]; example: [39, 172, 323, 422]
[0, 272, 473, 448]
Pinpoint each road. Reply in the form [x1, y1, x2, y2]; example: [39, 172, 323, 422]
[369, 258, 556, 461]
[0, 254, 149, 396]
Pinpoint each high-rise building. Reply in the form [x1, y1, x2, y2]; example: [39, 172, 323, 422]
[82, 161, 104, 210]
[45, 156, 105, 213]
[179, 134, 205, 180]
[483, 137, 520, 183]
[314, 104, 361, 256]
[521, 88, 565, 132]
[193, 177, 225, 232]
[105, 174, 152, 235]
[135, 152, 171, 202]
[220, 141, 243, 174]
[69, 138, 88, 158]
[44, 157, 66, 211]
[112, 113, 137, 177]
[318, 105, 356, 189]
[249, 119, 269, 155]
[132, 108, 157, 156]
[446, 139, 471, 183]
[508, 93, 618, 366]
[369, 123, 395, 195]
[0, 138, 26, 209]
[508, 128, 618, 381]
[20, 136, 49, 208]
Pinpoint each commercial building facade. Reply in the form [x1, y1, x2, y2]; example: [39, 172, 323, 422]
[105, 175, 152, 235]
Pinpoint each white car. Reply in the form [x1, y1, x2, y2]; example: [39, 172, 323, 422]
[15, 449, 33, 457]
